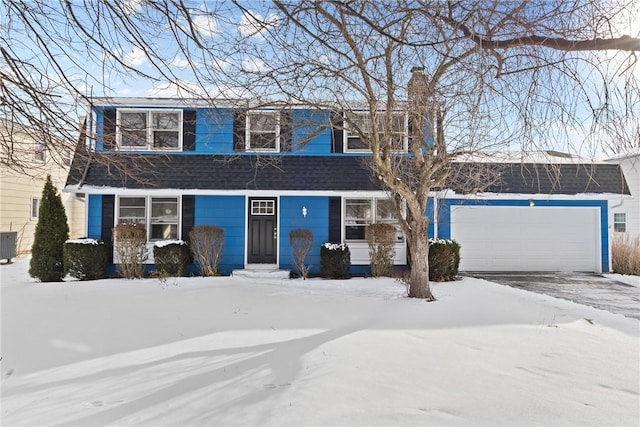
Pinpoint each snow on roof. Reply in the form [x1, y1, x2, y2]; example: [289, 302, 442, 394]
[453, 150, 597, 164]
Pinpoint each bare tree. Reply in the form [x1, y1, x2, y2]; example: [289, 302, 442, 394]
[2, 0, 639, 298]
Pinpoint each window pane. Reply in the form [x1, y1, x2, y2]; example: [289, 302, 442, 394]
[151, 198, 178, 223]
[31, 198, 40, 218]
[250, 113, 276, 131]
[151, 224, 178, 240]
[121, 130, 147, 147]
[119, 197, 146, 223]
[34, 142, 46, 161]
[153, 131, 179, 148]
[376, 199, 397, 221]
[347, 135, 369, 150]
[249, 132, 277, 149]
[121, 112, 147, 129]
[345, 199, 371, 240]
[152, 112, 179, 130]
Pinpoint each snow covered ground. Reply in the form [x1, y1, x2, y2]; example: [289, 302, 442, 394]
[2, 257, 639, 426]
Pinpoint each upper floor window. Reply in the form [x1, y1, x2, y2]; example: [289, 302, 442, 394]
[117, 109, 183, 150]
[117, 196, 180, 241]
[614, 213, 626, 232]
[34, 142, 46, 162]
[344, 198, 404, 242]
[246, 111, 279, 151]
[345, 111, 407, 152]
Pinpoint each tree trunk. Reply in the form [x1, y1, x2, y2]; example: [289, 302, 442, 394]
[407, 232, 435, 300]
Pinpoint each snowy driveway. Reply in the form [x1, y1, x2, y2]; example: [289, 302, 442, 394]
[470, 273, 640, 320]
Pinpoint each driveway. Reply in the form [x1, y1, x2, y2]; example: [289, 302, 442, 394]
[470, 272, 640, 320]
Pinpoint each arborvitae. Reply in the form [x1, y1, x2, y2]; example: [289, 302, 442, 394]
[29, 175, 69, 282]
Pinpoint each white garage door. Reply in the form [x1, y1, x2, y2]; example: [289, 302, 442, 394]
[450, 206, 601, 272]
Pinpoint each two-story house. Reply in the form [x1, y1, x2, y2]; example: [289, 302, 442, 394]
[64, 97, 630, 275]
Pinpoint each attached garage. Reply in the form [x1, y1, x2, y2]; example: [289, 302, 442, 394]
[450, 205, 601, 272]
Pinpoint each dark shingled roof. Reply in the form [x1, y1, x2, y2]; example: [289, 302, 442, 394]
[66, 153, 630, 195]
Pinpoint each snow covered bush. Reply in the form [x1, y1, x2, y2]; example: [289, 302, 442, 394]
[29, 175, 69, 282]
[320, 243, 351, 279]
[366, 223, 396, 277]
[64, 239, 108, 280]
[428, 238, 461, 282]
[113, 223, 148, 279]
[153, 240, 191, 277]
[189, 225, 224, 276]
[290, 228, 314, 279]
[612, 233, 640, 276]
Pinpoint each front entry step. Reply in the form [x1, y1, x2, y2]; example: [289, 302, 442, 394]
[232, 266, 290, 280]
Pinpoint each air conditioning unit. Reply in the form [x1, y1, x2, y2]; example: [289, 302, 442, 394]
[1, 232, 17, 263]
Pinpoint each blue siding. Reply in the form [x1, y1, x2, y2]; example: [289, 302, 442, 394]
[194, 108, 234, 154]
[290, 109, 332, 154]
[279, 196, 329, 275]
[436, 198, 609, 272]
[194, 195, 245, 273]
[87, 194, 102, 238]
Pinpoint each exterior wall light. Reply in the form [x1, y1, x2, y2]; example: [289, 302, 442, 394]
[529, 199, 535, 207]
[302, 206, 308, 218]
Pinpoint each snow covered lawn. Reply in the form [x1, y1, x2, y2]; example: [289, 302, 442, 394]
[2, 257, 639, 426]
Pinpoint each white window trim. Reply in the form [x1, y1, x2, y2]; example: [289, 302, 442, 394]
[344, 197, 405, 243]
[33, 142, 46, 162]
[116, 109, 184, 151]
[245, 110, 280, 152]
[613, 212, 626, 232]
[116, 195, 182, 242]
[30, 197, 40, 220]
[344, 111, 408, 153]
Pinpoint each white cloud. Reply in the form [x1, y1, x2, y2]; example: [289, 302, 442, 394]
[238, 10, 280, 38]
[123, 46, 147, 67]
[192, 4, 219, 37]
[171, 56, 191, 68]
[241, 58, 270, 73]
[122, 0, 143, 16]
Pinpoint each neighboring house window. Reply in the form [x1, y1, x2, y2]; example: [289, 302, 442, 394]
[246, 111, 279, 151]
[345, 111, 407, 152]
[117, 196, 180, 240]
[63, 149, 73, 166]
[117, 109, 182, 150]
[31, 197, 40, 220]
[614, 213, 626, 232]
[34, 142, 46, 162]
[345, 198, 404, 242]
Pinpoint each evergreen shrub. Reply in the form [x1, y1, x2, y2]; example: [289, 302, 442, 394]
[428, 238, 461, 281]
[64, 239, 108, 280]
[153, 240, 191, 277]
[29, 175, 69, 282]
[320, 243, 351, 279]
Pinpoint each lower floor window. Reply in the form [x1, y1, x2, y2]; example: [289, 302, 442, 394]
[613, 213, 626, 232]
[31, 197, 41, 220]
[344, 198, 404, 242]
[118, 196, 180, 240]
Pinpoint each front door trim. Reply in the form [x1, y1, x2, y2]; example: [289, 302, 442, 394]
[245, 196, 279, 266]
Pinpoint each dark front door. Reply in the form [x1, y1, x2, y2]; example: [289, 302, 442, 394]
[248, 197, 277, 264]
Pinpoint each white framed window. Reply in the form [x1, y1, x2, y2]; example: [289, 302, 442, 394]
[34, 142, 46, 162]
[345, 111, 407, 152]
[117, 196, 180, 241]
[614, 213, 626, 232]
[251, 199, 275, 215]
[30, 197, 41, 220]
[246, 111, 279, 152]
[344, 198, 404, 242]
[117, 109, 183, 150]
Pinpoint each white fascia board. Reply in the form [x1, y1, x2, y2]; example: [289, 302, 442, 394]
[63, 185, 390, 198]
[438, 190, 630, 200]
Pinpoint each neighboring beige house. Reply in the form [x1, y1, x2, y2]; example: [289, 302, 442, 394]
[605, 150, 640, 239]
[0, 119, 85, 254]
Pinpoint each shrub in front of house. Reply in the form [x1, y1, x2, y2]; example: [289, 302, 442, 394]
[64, 238, 108, 280]
[29, 175, 70, 282]
[153, 240, 191, 277]
[321, 243, 351, 279]
[612, 233, 640, 276]
[290, 228, 314, 279]
[113, 223, 148, 279]
[189, 225, 225, 276]
[366, 223, 396, 277]
[428, 238, 461, 282]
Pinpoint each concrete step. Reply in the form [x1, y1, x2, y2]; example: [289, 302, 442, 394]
[232, 267, 291, 280]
